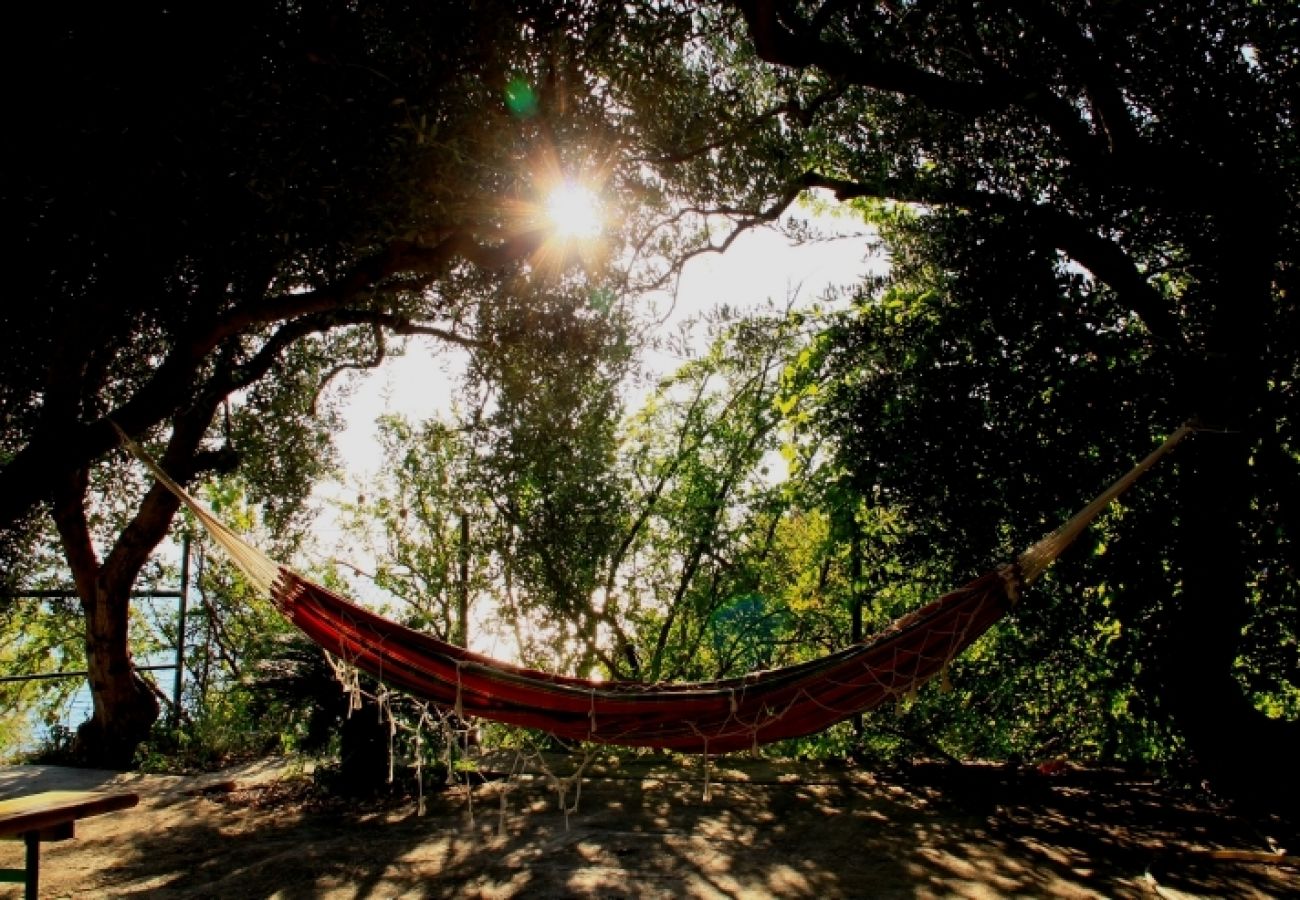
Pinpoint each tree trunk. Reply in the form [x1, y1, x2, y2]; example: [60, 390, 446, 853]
[457, 512, 470, 647]
[336, 692, 392, 796]
[51, 456, 188, 770]
[74, 579, 160, 768]
[1166, 432, 1300, 806]
[1163, 205, 1300, 806]
[850, 523, 864, 739]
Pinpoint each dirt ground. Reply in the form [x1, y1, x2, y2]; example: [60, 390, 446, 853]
[1, 753, 1295, 899]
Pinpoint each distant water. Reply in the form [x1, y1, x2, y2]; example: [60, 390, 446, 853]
[10, 593, 186, 759]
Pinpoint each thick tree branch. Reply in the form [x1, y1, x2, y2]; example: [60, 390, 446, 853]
[736, 2, 1237, 220]
[100, 387, 225, 591]
[796, 170, 1185, 348]
[734, 0, 1102, 161]
[49, 466, 99, 599]
[1004, 0, 1140, 155]
[209, 229, 544, 350]
[0, 228, 527, 528]
[225, 310, 486, 400]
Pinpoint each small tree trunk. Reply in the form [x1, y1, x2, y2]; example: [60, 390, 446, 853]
[337, 691, 391, 796]
[457, 512, 470, 647]
[850, 524, 864, 739]
[51, 463, 164, 769]
[1164, 211, 1300, 804]
[1166, 431, 1300, 805]
[74, 579, 160, 768]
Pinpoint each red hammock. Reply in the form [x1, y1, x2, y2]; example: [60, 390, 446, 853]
[274, 568, 1012, 753]
[113, 422, 1189, 754]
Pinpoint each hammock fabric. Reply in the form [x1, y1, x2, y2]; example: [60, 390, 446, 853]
[114, 423, 1190, 754]
[275, 568, 1010, 753]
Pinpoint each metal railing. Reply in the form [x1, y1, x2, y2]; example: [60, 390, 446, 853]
[2, 537, 193, 723]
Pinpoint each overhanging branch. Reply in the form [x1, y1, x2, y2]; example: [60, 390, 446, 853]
[630, 178, 808, 297]
[733, 0, 1102, 161]
[211, 228, 546, 347]
[0, 226, 535, 529]
[797, 169, 1184, 347]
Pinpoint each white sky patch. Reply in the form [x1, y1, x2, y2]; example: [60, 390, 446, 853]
[546, 181, 603, 240]
[330, 200, 879, 482]
[330, 349, 462, 481]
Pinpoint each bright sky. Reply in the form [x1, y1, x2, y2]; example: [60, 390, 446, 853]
[330, 200, 880, 482]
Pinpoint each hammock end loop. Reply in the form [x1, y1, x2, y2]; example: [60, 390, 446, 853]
[998, 564, 1023, 607]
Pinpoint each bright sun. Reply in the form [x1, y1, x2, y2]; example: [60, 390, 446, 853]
[545, 182, 602, 240]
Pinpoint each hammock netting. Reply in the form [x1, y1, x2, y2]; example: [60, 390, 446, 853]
[114, 423, 1190, 754]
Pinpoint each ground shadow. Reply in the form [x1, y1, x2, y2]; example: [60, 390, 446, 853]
[2, 757, 1295, 898]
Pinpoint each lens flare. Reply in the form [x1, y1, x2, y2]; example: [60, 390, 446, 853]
[545, 182, 602, 240]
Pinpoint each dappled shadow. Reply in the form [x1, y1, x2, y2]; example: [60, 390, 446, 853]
[2, 757, 1295, 897]
[888, 762, 1298, 898]
[110, 774, 934, 898]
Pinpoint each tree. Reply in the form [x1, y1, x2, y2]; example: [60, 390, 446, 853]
[0, 1, 707, 766]
[708, 0, 1298, 798]
[339, 415, 490, 647]
[343, 301, 865, 691]
[592, 304, 861, 683]
[465, 281, 636, 675]
[805, 210, 1192, 763]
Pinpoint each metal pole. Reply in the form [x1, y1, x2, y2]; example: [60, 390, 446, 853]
[458, 512, 470, 647]
[0, 664, 176, 685]
[171, 534, 190, 725]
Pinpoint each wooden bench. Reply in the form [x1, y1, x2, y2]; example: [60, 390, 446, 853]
[0, 790, 139, 899]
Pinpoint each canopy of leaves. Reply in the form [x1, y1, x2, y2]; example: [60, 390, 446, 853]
[707, 0, 1299, 778]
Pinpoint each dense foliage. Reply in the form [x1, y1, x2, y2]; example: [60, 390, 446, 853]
[1, 2, 1294, 805]
[713, 0, 1299, 798]
[0, 1, 715, 764]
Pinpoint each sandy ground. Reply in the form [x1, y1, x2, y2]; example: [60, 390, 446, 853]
[0, 754, 1295, 899]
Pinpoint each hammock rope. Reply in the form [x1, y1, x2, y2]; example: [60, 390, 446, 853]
[111, 422, 1191, 753]
[1014, 424, 1193, 584]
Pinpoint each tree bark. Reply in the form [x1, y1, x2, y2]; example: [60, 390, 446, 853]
[457, 511, 470, 647]
[50, 465, 165, 768]
[50, 410, 214, 768]
[75, 579, 161, 768]
[1164, 200, 1300, 806]
[1167, 430, 1300, 806]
